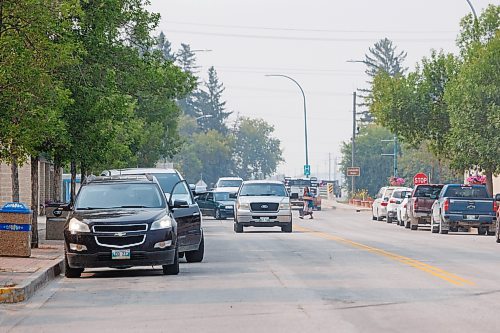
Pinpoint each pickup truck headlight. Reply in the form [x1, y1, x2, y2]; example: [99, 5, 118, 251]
[68, 218, 90, 234]
[151, 216, 173, 230]
[237, 202, 250, 210]
[279, 202, 290, 210]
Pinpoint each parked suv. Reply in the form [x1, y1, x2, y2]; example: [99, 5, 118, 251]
[101, 168, 204, 262]
[234, 180, 292, 233]
[407, 184, 444, 230]
[372, 186, 404, 221]
[62, 175, 180, 278]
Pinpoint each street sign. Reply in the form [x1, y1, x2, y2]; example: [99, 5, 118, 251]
[304, 164, 310, 176]
[413, 172, 428, 185]
[347, 167, 360, 177]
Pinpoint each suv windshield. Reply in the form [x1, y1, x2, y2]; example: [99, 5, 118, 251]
[239, 183, 287, 197]
[214, 192, 234, 201]
[75, 183, 165, 209]
[218, 179, 242, 187]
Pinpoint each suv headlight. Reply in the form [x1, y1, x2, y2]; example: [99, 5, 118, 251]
[151, 216, 173, 230]
[279, 201, 290, 210]
[237, 202, 249, 210]
[68, 218, 90, 234]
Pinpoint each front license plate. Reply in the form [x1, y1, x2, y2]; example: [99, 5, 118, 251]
[465, 215, 476, 220]
[112, 249, 130, 260]
[259, 217, 270, 222]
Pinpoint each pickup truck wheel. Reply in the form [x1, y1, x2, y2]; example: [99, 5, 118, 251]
[410, 224, 418, 231]
[387, 216, 393, 223]
[439, 220, 448, 234]
[185, 235, 204, 263]
[405, 220, 410, 229]
[234, 222, 243, 233]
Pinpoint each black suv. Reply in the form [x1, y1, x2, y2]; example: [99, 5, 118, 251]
[62, 175, 182, 278]
[101, 168, 204, 263]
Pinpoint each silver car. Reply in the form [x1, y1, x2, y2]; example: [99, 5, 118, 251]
[234, 180, 292, 233]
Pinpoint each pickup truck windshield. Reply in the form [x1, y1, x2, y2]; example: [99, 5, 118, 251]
[288, 179, 311, 187]
[414, 185, 443, 198]
[443, 186, 489, 198]
[218, 180, 242, 187]
[239, 183, 287, 197]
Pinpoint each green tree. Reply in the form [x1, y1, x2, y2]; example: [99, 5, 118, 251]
[445, 32, 499, 195]
[156, 31, 175, 61]
[176, 43, 201, 118]
[232, 117, 283, 180]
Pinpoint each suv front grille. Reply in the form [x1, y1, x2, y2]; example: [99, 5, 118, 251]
[250, 202, 279, 212]
[95, 235, 145, 248]
[93, 224, 147, 233]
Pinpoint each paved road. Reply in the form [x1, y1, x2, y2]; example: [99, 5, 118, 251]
[2, 206, 500, 332]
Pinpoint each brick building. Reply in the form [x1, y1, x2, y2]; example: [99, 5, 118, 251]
[0, 158, 59, 213]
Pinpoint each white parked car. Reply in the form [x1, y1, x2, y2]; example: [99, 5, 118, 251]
[386, 188, 412, 224]
[372, 186, 407, 221]
[397, 195, 411, 226]
[234, 180, 292, 233]
[214, 177, 243, 194]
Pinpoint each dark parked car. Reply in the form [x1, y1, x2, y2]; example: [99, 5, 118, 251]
[196, 190, 236, 219]
[101, 168, 204, 263]
[62, 175, 181, 278]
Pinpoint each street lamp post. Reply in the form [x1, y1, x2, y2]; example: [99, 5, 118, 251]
[265, 74, 309, 176]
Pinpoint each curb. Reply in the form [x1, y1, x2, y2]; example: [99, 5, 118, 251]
[0, 258, 63, 304]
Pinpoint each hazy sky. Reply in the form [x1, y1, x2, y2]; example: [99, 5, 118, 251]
[148, 0, 495, 179]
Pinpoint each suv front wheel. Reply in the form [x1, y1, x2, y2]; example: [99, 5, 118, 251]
[185, 235, 204, 263]
[64, 253, 83, 278]
[163, 247, 180, 275]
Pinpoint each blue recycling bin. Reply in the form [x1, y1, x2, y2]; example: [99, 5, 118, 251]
[0, 202, 32, 257]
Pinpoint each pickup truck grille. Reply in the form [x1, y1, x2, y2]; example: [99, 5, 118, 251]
[250, 203, 279, 212]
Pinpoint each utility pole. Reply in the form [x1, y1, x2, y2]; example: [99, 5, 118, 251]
[351, 91, 356, 196]
[328, 153, 331, 181]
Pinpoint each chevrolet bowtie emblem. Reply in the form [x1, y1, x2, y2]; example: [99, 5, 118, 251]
[114, 232, 127, 237]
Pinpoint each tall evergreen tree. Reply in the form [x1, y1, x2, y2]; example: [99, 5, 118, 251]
[156, 31, 175, 61]
[200, 66, 232, 134]
[176, 43, 200, 117]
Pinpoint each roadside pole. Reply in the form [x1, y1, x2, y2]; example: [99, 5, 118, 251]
[352, 92, 356, 196]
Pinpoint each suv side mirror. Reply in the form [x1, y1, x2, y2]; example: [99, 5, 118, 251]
[173, 200, 189, 208]
[495, 193, 500, 202]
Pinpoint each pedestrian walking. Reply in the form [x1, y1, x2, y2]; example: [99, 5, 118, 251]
[299, 186, 314, 219]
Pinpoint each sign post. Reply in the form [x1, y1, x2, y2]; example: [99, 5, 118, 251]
[413, 172, 429, 186]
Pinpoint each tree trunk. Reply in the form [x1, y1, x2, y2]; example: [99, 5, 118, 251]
[31, 156, 39, 248]
[11, 156, 20, 202]
[436, 159, 442, 184]
[80, 162, 86, 185]
[485, 170, 493, 197]
[53, 157, 62, 202]
[70, 160, 77, 204]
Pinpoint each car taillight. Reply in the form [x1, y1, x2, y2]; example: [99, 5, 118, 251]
[413, 198, 418, 211]
[444, 198, 449, 212]
[389, 199, 397, 204]
[494, 201, 499, 213]
[381, 202, 388, 207]
[403, 204, 407, 208]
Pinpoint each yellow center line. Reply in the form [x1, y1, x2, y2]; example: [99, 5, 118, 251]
[294, 225, 475, 287]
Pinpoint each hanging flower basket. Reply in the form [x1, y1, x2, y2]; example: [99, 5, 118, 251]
[389, 177, 405, 186]
[466, 175, 486, 185]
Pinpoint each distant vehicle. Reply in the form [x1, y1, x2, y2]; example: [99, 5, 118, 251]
[100, 168, 204, 263]
[214, 177, 243, 193]
[62, 175, 180, 278]
[234, 180, 292, 233]
[284, 177, 312, 209]
[195, 189, 236, 220]
[407, 184, 444, 230]
[386, 188, 412, 224]
[372, 186, 406, 221]
[430, 184, 496, 234]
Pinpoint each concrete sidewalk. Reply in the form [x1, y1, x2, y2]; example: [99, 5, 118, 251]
[321, 198, 371, 212]
[0, 217, 64, 303]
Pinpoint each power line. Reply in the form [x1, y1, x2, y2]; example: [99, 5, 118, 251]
[166, 21, 456, 34]
[166, 29, 455, 43]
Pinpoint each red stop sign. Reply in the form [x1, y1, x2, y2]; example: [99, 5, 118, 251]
[413, 173, 428, 185]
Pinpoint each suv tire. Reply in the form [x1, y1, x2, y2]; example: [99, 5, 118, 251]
[185, 235, 204, 263]
[234, 222, 243, 233]
[64, 253, 83, 278]
[163, 248, 179, 275]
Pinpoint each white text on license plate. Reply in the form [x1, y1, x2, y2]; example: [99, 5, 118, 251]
[112, 249, 131, 260]
[259, 217, 270, 222]
[466, 215, 476, 220]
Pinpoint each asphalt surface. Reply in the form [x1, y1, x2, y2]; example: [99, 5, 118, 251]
[2, 207, 500, 332]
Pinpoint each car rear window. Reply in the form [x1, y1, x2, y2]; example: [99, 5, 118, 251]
[414, 185, 443, 198]
[443, 186, 489, 198]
